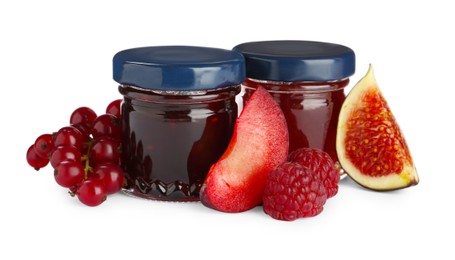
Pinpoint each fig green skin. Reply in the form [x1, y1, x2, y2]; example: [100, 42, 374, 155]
[341, 166, 419, 192]
[336, 65, 419, 191]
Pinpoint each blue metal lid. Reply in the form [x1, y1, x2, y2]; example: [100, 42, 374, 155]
[233, 40, 355, 82]
[113, 46, 245, 91]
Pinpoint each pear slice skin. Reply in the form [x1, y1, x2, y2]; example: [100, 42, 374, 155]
[200, 86, 289, 212]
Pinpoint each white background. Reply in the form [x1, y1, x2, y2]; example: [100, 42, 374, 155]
[1, 0, 453, 259]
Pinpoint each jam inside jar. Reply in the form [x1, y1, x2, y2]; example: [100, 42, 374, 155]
[241, 78, 348, 163]
[234, 40, 355, 167]
[113, 46, 245, 201]
[120, 86, 239, 201]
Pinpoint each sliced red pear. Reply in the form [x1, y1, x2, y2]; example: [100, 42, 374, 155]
[200, 86, 289, 212]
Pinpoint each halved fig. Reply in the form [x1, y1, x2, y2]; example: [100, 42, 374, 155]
[336, 65, 419, 190]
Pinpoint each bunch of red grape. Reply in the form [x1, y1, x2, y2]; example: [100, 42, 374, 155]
[26, 99, 124, 206]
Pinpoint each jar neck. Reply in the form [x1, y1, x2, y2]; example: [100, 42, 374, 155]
[119, 84, 240, 104]
[242, 78, 349, 93]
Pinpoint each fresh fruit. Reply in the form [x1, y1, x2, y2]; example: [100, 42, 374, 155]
[89, 137, 121, 165]
[336, 65, 419, 190]
[288, 148, 339, 198]
[71, 123, 92, 142]
[54, 126, 85, 151]
[263, 162, 327, 221]
[54, 160, 85, 188]
[200, 86, 289, 213]
[26, 100, 125, 207]
[26, 144, 49, 170]
[106, 99, 122, 119]
[70, 106, 97, 126]
[34, 134, 54, 159]
[92, 163, 124, 194]
[50, 145, 82, 168]
[90, 114, 121, 139]
[76, 179, 107, 207]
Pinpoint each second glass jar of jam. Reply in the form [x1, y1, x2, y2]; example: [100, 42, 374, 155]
[233, 40, 355, 166]
[113, 46, 245, 201]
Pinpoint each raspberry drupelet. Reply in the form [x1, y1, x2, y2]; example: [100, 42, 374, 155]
[289, 148, 340, 198]
[263, 162, 327, 221]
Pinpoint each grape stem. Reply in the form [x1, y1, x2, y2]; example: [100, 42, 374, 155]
[82, 141, 93, 179]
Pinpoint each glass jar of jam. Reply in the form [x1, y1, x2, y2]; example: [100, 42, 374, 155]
[233, 40, 355, 167]
[113, 46, 245, 201]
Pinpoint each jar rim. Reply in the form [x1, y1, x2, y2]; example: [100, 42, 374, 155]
[243, 78, 349, 93]
[120, 84, 241, 96]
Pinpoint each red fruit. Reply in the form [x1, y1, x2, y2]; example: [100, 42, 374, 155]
[71, 123, 92, 142]
[34, 134, 54, 159]
[26, 144, 49, 170]
[54, 126, 84, 151]
[288, 148, 339, 198]
[200, 86, 289, 213]
[92, 163, 124, 194]
[90, 114, 121, 140]
[76, 179, 107, 207]
[54, 160, 85, 188]
[336, 65, 419, 190]
[263, 162, 327, 221]
[89, 137, 121, 166]
[50, 145, 81, 168]
[70, 107, 97, 126]
[106, 99, 122, 119]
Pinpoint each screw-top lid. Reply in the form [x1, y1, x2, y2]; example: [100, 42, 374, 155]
[113, 46, 245, 91]
[233, 40, 355, 82]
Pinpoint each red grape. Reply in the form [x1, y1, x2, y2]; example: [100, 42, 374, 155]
[90, 114, 121, 140]
[50, 145, 81, 168]
[27, 100, 124, 207]
[70, 107, 97, 126]
[89, 137, 120, 165]
[54, 160, 85, 188]
[54, 126, 84, 151]
[71, 123, 91, 142]
[106, 99, 122, 119]
[26, 144, 49, 170]
[34, 134, 54, 158]
[92, 163, 124, 194]
[77, 179, 107, 206]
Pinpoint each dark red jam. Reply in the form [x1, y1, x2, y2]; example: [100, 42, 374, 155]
[233, 40, 355, 168]
[113, 46, 245, 201]
[241, 78, 348, 162]
[120, 85, 240, 201]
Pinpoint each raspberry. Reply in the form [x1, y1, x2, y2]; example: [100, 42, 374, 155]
[289, 148, 339, 198]
[263, 162, 327, 221]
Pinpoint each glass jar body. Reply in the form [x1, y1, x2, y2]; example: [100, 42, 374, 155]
[119, 85, 240, 201]
[241, 78, 349, 165]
